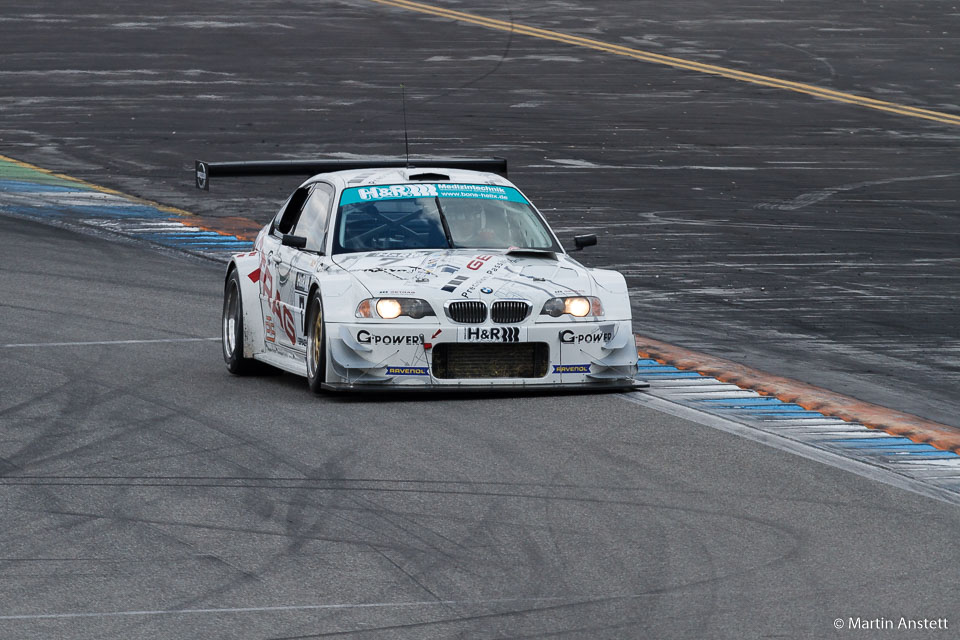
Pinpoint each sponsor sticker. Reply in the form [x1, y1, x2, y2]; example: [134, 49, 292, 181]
[340, 183, 529, 205]
[559, 329, 613, 345]
[441, 274, 469, 292]
[195, 161, 208, 190]
[264, 317, 276, 343]
[356, 330, 424, 346]
[460, 260, 504, 298]
[386, 366, 429, 376]
[295, 272, 311, 293]
[357, 184, 438, 201]
[467, 255, 492, 271]
[363, 267, 415, 274]
[458, 326, 524, 343]
[553, 364, 591, 374]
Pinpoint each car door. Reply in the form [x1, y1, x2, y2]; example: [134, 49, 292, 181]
[276, 182, 335, 355]
[260, 186, 310, 352]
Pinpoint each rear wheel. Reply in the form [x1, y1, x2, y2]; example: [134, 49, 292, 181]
[305, 290, 327, 394]
[222, 269, 258, 374]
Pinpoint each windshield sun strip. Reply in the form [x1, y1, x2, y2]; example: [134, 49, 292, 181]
[332, 186, 561, 254]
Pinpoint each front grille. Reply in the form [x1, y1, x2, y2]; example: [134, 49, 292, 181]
[432, 343, 549, 379]
[491, 300, 531, 324]
[446, 301, 487, 323]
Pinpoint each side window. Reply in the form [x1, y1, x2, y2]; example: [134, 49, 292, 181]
[273, 186, 311, 236]
[293, 183, 335, 252]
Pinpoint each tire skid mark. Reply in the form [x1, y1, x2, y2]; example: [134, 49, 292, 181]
[262, 511, 804, 640]
[756, 171, 960, 211]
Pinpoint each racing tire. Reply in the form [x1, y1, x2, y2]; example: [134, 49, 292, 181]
[222, 269, 258, 375]
[305, 290, 327, 394]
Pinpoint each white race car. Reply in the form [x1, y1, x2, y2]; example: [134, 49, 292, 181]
[199, 157, 641, 392]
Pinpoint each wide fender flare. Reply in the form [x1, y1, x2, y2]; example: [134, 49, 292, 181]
[315, 272, 372, 323]
[589, 268, 633, 322]
[226, 254, 264, 358]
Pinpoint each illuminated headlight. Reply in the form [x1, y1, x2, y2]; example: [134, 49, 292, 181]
[540, 296, 604, 318]
[356, 298, 435, 320]
[376, 299, 402, 319]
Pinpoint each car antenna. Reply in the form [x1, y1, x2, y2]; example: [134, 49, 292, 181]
[401, 84, 411, 168]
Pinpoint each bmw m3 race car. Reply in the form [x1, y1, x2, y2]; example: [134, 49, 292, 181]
[200, 157, 641, 392]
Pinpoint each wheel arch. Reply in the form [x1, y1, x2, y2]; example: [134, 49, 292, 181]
[305, 282, 329, 392]
[225, 255, 264, 359]
[308, 280, 322, 312]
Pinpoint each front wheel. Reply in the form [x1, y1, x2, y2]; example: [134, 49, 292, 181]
[305, 290, 327, 394]
[222, 269, 258, 374]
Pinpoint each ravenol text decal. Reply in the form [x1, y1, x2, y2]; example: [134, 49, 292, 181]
[340, 183, 529, 205]
[386, 366, 429, 376]
[553, 364, 591, 374]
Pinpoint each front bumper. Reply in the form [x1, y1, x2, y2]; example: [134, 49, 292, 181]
[323, 320, 640, 390]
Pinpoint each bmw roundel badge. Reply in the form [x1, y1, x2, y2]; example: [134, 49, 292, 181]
[480, 287, 493, 294]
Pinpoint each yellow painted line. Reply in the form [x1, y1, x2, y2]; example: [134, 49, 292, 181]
[0, 153, 194, 216]
[368, 0, 960, 127]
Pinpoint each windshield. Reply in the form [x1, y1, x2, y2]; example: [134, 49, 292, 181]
[332, 183, 560, 254]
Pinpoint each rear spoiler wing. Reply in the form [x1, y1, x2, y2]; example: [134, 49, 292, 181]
[194, 157, 508, 190]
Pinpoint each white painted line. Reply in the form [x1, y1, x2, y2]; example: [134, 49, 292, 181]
[0, 596, 573, 621]
[803, 431, 895, 439]
[759, 419, 856, 427]
[671, 390, 761, 399]
[83, 221, 191, 232]
[773, 425, 872, 434]
[2, 338, 220, 348]
[886, 458, 960, 468]
[906, 471, 960, 480]
[647, 380, 739, 388]
[772, 427, 870, 434]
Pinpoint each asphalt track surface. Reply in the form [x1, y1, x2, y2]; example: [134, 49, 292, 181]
[1, 213, 959, 639]
[2, 1, 959, 427]
[2, 2, 960, 638]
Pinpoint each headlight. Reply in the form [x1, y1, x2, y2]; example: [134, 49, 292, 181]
[376, 298, 402, 319]
[356, 298, 435, 319]
[540, 296, 604, 318]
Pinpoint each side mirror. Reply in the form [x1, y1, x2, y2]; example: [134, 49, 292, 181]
[282, 234, 308, 249]
[572, 234, 597, 251]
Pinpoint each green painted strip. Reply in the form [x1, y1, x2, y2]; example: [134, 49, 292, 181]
[0, 157, 90, 189]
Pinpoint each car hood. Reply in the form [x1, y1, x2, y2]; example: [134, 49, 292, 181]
[331, 249, 595, 303]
